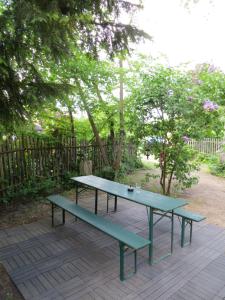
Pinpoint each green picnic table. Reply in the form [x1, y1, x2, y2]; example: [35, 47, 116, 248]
[71, 175, 188, 264]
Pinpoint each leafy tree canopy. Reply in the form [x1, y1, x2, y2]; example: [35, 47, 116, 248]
[0, 0, 149, 127]
[127, 58, 225, 194]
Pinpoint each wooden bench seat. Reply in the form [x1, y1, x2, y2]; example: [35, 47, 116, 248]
[174, 208, 206, 247]
[47, 194, 150, 281]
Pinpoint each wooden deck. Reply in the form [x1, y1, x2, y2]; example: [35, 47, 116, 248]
[0, 191, 225, 300]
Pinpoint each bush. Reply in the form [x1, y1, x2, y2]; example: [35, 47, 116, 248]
[207, 155, 225, 177]
[95, 155, 143, 181]
[117, 156, 143, 178]
[95, 166, 115, 180]
[61, 171, 79, 189]
[1, 178, 57, 204]
[1, 172, 79, 205]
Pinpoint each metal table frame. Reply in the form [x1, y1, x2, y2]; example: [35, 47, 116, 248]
[72, 176, 187, 264]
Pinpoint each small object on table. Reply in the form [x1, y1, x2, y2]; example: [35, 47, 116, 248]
[127, 185, 134, 192]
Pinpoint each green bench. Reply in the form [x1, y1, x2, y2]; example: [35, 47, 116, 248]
[174, 208, 206, 247]
[47, 194, 150, 281]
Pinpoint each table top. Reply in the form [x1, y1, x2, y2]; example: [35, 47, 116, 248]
[71, 175, 188, 212]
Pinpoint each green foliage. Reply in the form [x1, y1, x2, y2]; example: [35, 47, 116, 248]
[95, 166, 115, 180]
[127, 59, 224, 194]
[116, 154, 143, 179]
[1, 178, 57, 204]
[205, 155, 225, 178]
[1, 170, 79, 204]
[95, 150, 142, 180]
[0, 0, 149, 126]
[61, 171, 79, 189]
[142, 160, 156, 170]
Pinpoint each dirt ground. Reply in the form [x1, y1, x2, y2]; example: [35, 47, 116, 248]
[126, 164, 225, 228]
[0, 200, 50, 229]
[180, 168, 225, 227]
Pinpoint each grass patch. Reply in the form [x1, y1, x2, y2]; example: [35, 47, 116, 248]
[142, 160, 157, 170]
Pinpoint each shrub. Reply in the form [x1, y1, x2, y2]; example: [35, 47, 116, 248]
[207, 155, 225, 177]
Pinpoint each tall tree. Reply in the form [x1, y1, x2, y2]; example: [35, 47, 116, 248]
[0, 0, 149, 126]
[128, 59, 224, 194]
[112, 59, 125, 175]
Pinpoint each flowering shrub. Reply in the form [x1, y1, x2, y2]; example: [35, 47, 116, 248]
[203, 99, 219, 111]
[128, 62, 224, 195]
[182, 136, 190, 143]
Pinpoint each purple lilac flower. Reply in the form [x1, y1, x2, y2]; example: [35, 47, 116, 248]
[182, 136, 190, 143]
[208, 65, 216, 73]
[203, 99, 219, 111]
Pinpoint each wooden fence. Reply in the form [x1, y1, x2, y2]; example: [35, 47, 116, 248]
[0, 136, 137, 197]
[188, 138, 225, 154]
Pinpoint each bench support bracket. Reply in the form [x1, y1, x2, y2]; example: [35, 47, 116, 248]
[181, 218, 193, 247]
[148, 208, 174, 264]
[119, 242, 137, 281]
[51, 204, 65, 227]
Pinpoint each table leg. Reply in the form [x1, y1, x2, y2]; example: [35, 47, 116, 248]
[107, 193, 109, 213]
[149, 207, 154, 265]
[181, 217, 185, 247]
[95, 189, 98, 214]
[114, 195, 118, 212]
[171, 210, 174, 253]
[75, 184, 79, 221]
[75, 183, 78, 205]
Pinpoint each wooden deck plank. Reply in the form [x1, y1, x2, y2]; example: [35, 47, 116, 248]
[0, 191, 225, 300]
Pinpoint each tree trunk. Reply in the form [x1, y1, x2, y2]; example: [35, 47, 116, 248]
[67, 105, 75, 138]
[113, 59, 125, 175]
[166, 166, 175, 195]
[162, 158, 166, 194]
[94, 82, 115, 140]
[159, 150, 167, 195]
[75, 79, 109, 166]
[109, 119, 115, 141]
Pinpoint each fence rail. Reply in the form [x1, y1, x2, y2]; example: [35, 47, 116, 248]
[0, 136, 137, 197]
[188, 138, 225, 154]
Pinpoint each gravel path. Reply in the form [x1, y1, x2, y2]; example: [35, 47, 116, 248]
[180, 168, 225, 227]
[128, 165, 225, 228]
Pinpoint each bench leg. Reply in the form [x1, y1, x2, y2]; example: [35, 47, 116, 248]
[181, 218, 193, 247]
[95, 189, 98, 215]
[75, 184, 78, 222]
[51, 203, 54, 227]
[51, 204, 65, 227]
[119, 243, 138, 281]
[107, 193, 109, 213]
[134, 250, 137, 274]
[62, 209, 65, 225]
[190, 220, 193, 244]
[119, 242, 125, 281]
